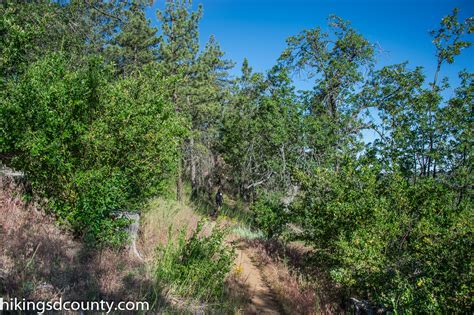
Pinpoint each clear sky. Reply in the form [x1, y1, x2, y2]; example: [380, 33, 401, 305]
[147, 0, 473, 92]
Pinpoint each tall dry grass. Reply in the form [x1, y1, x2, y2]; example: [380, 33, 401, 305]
[139, 197, 200, 260]
[245, 238, 344, 314]
[0, 175, 157, 307]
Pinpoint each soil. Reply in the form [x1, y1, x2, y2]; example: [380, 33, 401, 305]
[234, 241, 282, 315]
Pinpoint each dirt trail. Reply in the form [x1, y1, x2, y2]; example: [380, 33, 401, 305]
[207, 217, 281, 314]
[234, 241, 282, 315]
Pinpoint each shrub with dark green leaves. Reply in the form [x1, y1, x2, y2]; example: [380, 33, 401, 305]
[154, 221, 235, 302]
[293, 163, 473, 313]
[252, 192, 287, 238]
[0, 53, 185, 246]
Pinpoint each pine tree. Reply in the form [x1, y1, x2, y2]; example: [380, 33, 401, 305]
[157, 0, 232, 200]
[108, 1, 159, 76]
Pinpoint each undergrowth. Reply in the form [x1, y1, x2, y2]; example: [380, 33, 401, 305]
[154, 220, 236, 303]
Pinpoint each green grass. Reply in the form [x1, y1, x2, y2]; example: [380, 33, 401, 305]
[220, 201, 253, 226]
[231, 224, 265, 239]
[154, 221, 235, 303]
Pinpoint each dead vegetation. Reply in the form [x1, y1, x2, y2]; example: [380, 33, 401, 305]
[242, 238, 344, 314]
[0, 175, 157, 307]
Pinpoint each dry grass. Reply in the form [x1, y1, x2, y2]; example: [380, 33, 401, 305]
[139, 194, 235, 261]
[244, 238, 344, 315]
[139, 197, 201, 260]
[0, 175, 155, 306]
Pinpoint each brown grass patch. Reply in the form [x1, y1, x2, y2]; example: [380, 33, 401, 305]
[244, 238, 343, 315]
[0, 175, 155, 305]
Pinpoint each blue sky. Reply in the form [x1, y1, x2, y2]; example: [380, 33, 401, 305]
[147, 0, 473, 93]
[146, 0, 472, 143]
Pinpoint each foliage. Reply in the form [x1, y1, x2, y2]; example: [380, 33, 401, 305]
[269, 8, 472, 313]
[85, 65, 186, 205]
[294, 162, 473, 312]
[1, 54, 184, 246]
[279, 15, 374, 169]
[0, 1, 472, 312]
[154, 221, 235, 302]
[251, 192, 287, 238]
[107, 1, 160, 76]
[220, 62, 303, 199]
[0, 1, 83, 83]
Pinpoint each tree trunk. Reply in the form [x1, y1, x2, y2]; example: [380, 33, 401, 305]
[176, 157, 184, 201]
[190, 136, 197, 199]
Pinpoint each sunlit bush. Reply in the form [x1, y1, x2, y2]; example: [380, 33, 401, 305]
[154, 221, 235, 302]
[1, 54, 185, 246]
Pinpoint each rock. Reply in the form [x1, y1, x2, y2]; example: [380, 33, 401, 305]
[122, 212, 143, 261]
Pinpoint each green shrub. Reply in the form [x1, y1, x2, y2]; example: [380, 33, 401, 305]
[154, 221, 235, 302]
[1, 53, 185, 246]
[294, 164, 473, 313]
[252, 192, 287, 238]
[71, 168, 130, 246]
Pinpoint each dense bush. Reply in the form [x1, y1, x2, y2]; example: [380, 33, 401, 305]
[0, 54, 185, 246]
[252, 192, 287, 238]
[154, 221, 235, 302]
[293, 163, 473, 313]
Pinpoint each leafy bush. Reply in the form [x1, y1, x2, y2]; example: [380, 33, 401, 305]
[85, 69, 187, 205]
[252, 192, 287, 238]
[70, 168, 130, 246]
[1, 54, 185, 246]
[293, 163, 473, 313]
[154, 221, 235, 302]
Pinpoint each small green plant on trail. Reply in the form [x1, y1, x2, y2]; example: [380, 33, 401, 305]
[154, 220, 236, 303]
